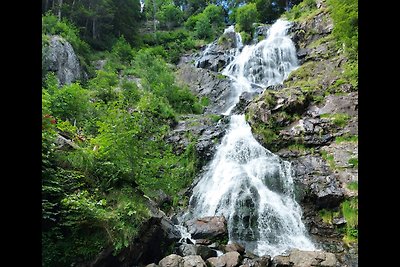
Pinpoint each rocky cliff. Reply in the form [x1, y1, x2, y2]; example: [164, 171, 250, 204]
[42, 35, 82, 85]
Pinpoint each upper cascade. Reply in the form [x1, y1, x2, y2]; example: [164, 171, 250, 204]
[222, 19, 298, 115]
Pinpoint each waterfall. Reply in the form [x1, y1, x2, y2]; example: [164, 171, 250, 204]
[180, 19, 315, 257]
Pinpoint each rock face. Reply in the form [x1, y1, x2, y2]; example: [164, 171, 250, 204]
[176, 63, 235, 114]
[194, 29, 241, 72]
[42, 35, 82, 85]
[166, 114, 229, 167]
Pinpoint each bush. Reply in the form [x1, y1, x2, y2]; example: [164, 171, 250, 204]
[88, 70, 119, 104]
[111, 36, 134, 64]
[50, 82, 90, 125]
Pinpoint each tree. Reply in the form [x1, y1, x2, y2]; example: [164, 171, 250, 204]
[156, 4, 184, 30]
[235, 3, 258, 33]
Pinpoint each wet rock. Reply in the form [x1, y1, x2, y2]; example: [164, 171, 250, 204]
[207, 251, 241, 267]
[241, 255, 271, 267]
[185, 216, 228, 240]
[223, 242, 245, 254]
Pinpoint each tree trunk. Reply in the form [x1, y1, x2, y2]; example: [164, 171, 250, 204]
[153, 0, 157, 32]
[44, 0, 49, 11]
[93, 18, 96, 39]
[57, 0, 63, 21]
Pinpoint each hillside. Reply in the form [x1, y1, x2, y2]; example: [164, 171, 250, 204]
[41, 0, 358, 266]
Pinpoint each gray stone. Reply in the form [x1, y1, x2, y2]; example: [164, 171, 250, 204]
[182, 255, 207, 267]
[196, 245, 218, 260]
[159, 254, 184, 267]
[43, 35, 82, 85]
[223, 242, 245, 254]
[207, 251, 241, 267]
[178, 244, 197, 257]
[185, 216, 228, 240]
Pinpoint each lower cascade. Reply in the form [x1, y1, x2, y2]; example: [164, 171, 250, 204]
[179, 19, 315, 257]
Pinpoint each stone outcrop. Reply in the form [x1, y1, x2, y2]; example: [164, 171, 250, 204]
[176, 63, 235, 114]
[165, 114, 229, 166]
[42, 35, 82, 85]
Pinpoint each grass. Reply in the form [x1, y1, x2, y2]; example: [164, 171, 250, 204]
[335, 134, 358, 143]
[209, 114, 222, 123]
[346, 181, 358, 191]
[320, 113, 350, 127]
[319, 209, 340, 224]
[341, 198, 358, 245]
[348, 157, 358, 168]
[321, 150, 336, 169]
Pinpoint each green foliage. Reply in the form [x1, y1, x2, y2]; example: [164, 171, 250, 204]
[141, 29, 196, 63]
[194, 13, 213, 40]
[253, 124, 278, 147]
[49, 82, 91, 125]
[341, 198, 358, 244]
[240, 31, 252, 44]
[156, 4, 184, 30]
[131, 48, 202, 114]
[346, 181, 358, 191]
[327, 0, 358, 60]
[235, 3, 259, 34]
[185, 4, 225, 41]
[111, 36, 134, 64]
[319, 208, 339, 224]
[88, 70, 119, 104]
[251, 0, 282, 23]
[209, 114, 222, 122]
[335, 134, 358, 143]
[42, 13, 91, 57]
[348, 157, 358, 168]
[343, 60, 358, 89]
[320, 150, 336, 169]
[284, 0, 317, 22]
[320, 113, 350, 127]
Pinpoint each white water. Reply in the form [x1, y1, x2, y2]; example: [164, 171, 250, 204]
[180, 19, 315, 257]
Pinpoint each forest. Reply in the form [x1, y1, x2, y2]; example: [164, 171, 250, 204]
[42, 0, 358, 266]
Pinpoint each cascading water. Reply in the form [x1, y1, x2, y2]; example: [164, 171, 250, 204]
[180, 19, 315, 257]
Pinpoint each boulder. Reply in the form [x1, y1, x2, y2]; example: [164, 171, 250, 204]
[271, 249, 337, 267]
[240, 256, 271, 267]
[223, 242, 245, 254]
[42, 35, 82, 85]
[182, 255, 207, 267]
[185, 216, 228, 240]
[207, 251, 241, 267]
[159, 254, 184, 267]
